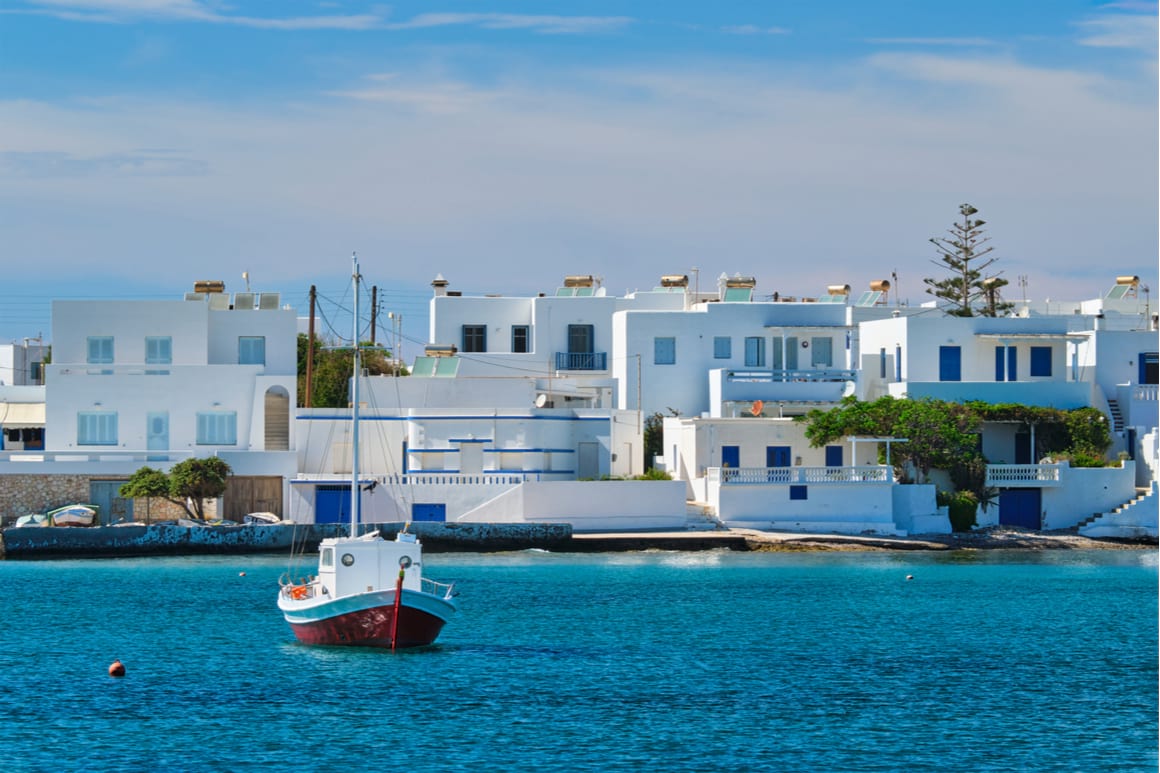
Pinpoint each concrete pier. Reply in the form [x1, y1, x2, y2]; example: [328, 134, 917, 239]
[0, 521, 573, 559]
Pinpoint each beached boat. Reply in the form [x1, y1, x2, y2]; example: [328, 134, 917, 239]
[244, 511, 282, 525]
[49, 504, 97, 527]
[277, 255, 458, 649]
[15, 513, 49, 528]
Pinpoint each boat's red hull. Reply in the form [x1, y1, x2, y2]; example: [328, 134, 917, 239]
[287, 602, 448, 649]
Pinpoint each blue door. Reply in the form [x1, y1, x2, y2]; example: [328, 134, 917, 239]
[722, 445, 740, 480]
[315, 485, 351, 524]
[412, 503, 446, 522]
[89, 480, 133, 525]
[1015, 432, 1031, 464]
[825, 445, 843, 467]
[939, 346, 961, 382]
[999, 489, 1041, 530]
[766, 446, 791, 467]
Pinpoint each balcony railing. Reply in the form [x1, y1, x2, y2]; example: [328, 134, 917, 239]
[985, 464, 1062, 487]
[712, 465, 891, 484]
[726, 369, 857, 383]
[555, 352, 607, 371]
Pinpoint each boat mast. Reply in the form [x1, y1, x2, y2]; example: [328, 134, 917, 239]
[350, 253, 361, 537]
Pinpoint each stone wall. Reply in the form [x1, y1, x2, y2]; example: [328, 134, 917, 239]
[0, 475, 90, 523]
[127, 497, 219, 523]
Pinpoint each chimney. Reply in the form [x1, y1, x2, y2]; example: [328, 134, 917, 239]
[431, 274, 449, 298]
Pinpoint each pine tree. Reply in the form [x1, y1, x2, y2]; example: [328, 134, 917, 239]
[924, 203, 1012, 317]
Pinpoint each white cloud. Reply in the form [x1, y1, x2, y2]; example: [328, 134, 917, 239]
[11, 2, 632, 33]
[0, 52, 1154, 307]
[1075, 12, 1158, 50]
[386, 13, 632, 35]
[866, 37, 999, 47]
[13, 0, 387, 29]
[721, 25, 789, 36]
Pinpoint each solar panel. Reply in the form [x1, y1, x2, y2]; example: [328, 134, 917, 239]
[855, 290, 883, 307]
[555, 288, 576, 297]
[1105, 285, 1131, 299]
[723, 287, 753, 302]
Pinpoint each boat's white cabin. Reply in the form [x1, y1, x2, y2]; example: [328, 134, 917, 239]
[316, 533, 425, 598]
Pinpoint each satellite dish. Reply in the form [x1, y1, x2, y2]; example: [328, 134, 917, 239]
[535, 394, 548, 408]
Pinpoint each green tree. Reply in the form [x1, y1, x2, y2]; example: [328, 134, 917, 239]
[924, 203, 1012, 317]
[643, 412, 665, 471]
[120, 458, 233, 520]
[297, 335, 403, 408]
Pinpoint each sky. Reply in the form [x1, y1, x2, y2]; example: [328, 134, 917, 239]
[1, 1, 1157, 349]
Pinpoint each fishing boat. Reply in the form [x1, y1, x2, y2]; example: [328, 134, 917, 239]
[277, 255, 458, 649]
[49, 504, 97, 527]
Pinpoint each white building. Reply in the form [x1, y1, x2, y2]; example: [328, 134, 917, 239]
[0, 284, 299, 523]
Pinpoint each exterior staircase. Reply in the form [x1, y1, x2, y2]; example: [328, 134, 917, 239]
[685, 501, 725, 531]
[1075, 484, 1158, 538]
[1106, 398, 1124, 433]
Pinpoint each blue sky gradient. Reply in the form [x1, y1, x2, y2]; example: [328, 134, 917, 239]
[1, 1, 1156, 346]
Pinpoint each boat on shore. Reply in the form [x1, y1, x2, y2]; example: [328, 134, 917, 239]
[276, 255, 458, 649]
[49, 504, 97, 527]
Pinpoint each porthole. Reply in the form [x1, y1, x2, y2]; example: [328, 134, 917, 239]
[341, 553, 354, 566]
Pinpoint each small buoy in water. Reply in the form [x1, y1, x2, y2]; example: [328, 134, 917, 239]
[108, 659, 126, 677]
[239, 572, 246, 577]
[906, 575, 914, 581]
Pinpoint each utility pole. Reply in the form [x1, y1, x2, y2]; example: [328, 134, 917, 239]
[306, 285, 316, 408]
[370, 286, 378, 345]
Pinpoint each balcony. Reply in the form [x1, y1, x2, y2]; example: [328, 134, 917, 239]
[712, 466, 891, 484]
[555, 352, 607, 371]
[985, 464, 1062, 487]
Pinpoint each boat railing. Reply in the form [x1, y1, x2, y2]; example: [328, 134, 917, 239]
[422, 577, 456, 600]
[280, 575, 316, 600]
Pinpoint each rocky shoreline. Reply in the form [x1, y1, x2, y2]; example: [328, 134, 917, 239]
[733, 526, 1158, 552]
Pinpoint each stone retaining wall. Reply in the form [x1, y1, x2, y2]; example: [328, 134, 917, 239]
[0, 475, 91, 522]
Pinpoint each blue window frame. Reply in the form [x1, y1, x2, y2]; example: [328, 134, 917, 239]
[238, 336, 265, 365]
[512, 325, 529, 353]
[77, 411, 118, 445]
[87, 336, 114, 364]
[744, 337, 765, 367]
[196, 411, 238, 445]
[1030, 346, 1052, 377]
[461, 325, 486, 353]
[879, 348, 887, 379]
[654, 337, 676, 365]
[789, 485, 808, 500]
[713, 336, 731, 359]
[146, 336, 172, 365]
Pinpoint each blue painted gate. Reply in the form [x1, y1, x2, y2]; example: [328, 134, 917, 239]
[412, 503, 447, 522]
[999, 489, 1041, 530]
[315, 485, 351, 524]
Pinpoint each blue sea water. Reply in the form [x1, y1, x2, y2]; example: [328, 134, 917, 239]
[1, 549, 1156, 772]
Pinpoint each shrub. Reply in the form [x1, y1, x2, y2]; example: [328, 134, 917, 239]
[938, 489, 978, 532]
[634, 468, 673, 481]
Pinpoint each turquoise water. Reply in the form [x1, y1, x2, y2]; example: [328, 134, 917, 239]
[1, 549, 1156, 772]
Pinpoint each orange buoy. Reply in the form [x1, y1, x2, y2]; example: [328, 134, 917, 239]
[108, 659, 126, 677]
